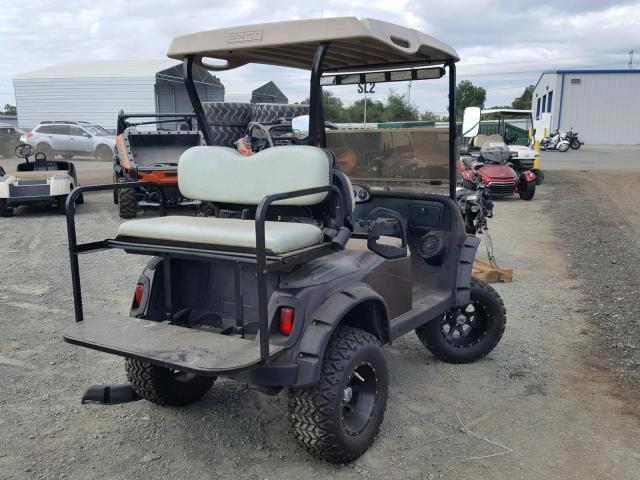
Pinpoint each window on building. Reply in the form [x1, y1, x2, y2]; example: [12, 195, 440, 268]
[547, 91, 553, 113]
[536, 97, 541, 119]
[542, 94, 547, 113]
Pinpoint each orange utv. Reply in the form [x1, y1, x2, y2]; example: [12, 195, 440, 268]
[112, 112, 204, 218]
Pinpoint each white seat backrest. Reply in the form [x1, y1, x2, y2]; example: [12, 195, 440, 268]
[178, 145, 332, 206]
[473, 134, 488, 148]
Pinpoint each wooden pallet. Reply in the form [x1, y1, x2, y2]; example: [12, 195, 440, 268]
[473, 257, 513, 283]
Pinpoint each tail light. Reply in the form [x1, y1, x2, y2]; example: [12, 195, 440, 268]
[278, 307, 295, 335]
[26, 131, 33, 139]
[133, 283, 144, 307]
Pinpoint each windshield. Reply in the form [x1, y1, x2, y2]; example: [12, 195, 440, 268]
[84, 125, 111, 136]
[321, 73, 450, 193]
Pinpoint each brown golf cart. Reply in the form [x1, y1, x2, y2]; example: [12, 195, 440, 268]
[61, 17, 506, 463]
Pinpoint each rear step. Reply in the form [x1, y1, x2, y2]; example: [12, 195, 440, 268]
[63, 315, 284, 375]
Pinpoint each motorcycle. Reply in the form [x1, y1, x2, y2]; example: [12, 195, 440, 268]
[458, 142, 536, 201]
[564, 128, 582, 150]
[540, 129, 570, 152]
[456, 182, 494, 235]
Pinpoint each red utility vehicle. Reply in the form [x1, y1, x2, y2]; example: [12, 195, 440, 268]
[458, 142, 536, 200]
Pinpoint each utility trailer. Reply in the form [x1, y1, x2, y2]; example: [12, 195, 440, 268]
[62, 17, 507, 463]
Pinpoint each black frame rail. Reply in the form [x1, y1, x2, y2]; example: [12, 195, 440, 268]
[64, 183, 344, 365]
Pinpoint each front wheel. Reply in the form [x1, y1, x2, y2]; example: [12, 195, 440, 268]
[125, 358, 215, 406]
[118, 187, 137, 218]
[290, 326, 388, 463]
[0, 199, 12, 217]
[558, 142, 570, 152]
[415, 278, 506, 364]
[519, 181, 535, 201]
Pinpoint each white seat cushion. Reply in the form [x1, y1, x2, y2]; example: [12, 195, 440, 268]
[117, 216, 323, 255]
[178, 145, 331, 205]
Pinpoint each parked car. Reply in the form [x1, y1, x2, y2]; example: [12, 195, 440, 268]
[0, 124, 21, 158]
[25, 121, 115, 161]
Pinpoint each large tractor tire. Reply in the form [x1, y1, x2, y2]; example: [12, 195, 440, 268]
[125, 358, 215, 407]
[416, 278, 506, 364]
[289, 326, 388, 463]
[202, 102, 252, 126]
[118, 187, 138, 218]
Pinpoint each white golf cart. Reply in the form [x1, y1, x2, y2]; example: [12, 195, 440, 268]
[468, 109, 543, 183]
[0, 143, 83, 216]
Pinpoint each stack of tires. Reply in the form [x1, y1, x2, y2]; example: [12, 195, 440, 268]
[203, 103, 252, 147]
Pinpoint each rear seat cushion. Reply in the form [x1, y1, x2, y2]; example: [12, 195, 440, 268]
[178, 145, 332, 205]
[117, 216, 323, 255]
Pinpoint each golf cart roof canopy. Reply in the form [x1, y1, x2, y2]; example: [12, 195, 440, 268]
[167, 17, 459, 71]
[481, 109, 533, 117]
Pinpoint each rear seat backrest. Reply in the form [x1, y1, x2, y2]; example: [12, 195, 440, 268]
[178, 145, 332, 206]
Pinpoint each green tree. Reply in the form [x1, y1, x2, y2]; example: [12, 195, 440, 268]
[3, 104, 16, 115]
[511, 85, 534, 110]
[455, 80, 486, 120]
[421, 110, 447, 122]
[344, 97, 386, 123]
[300, 90, 347, 122]
[383, 90, 419, 121]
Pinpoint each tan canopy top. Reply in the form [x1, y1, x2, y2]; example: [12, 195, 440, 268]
[167, 17, 459, 72]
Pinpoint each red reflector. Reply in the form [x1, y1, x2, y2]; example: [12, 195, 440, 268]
[27, 131, 33, 138]
[134, 283, 144, 306]
[279, 307, 295, 335]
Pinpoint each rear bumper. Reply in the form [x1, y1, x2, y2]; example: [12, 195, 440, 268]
[63, 315, 299, 385]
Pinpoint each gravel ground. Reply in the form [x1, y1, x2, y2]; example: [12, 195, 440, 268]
[1, 157, 639, 479]
[548, 168, 640, 396]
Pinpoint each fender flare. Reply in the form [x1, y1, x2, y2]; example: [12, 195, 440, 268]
[294, 284, 389, 387]
[519, 170, 536, 183]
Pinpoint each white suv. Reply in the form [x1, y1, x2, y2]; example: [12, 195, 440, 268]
[26, 121, 116, 161]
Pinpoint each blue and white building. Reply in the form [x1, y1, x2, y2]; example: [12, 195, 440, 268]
[532, 69, 640, 145]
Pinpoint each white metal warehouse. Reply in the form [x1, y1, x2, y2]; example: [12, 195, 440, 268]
[13, 60, 223, 130]
[532, 69, 640, 145]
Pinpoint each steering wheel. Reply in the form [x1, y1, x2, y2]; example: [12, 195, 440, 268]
[15, 143, 35, 159]
[247, 121, 299, 152]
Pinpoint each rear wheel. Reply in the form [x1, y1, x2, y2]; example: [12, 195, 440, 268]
[570, 140, 581, 150]
[518, 181, 535, 200]
[415, 278, 506, 364]
[95, 145, 112, 162]
[290, 326, 388, 463]
[36, 143, 53, 159]
[118, 187, 137, 218]
[125, 358, 215, 406]
[0, 199, 12, 217]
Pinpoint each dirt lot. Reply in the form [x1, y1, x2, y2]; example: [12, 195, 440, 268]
[1, 150, 639, 479]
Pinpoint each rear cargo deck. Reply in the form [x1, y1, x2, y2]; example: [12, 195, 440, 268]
[63, 315, 284, 375]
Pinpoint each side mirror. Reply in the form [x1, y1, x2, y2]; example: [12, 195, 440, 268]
[462, 107, 481, 138]
[291, 115, 309, 139]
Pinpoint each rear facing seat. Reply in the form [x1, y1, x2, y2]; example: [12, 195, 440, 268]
[116, 145, 336, 255]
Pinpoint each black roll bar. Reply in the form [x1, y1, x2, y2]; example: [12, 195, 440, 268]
[183, 55, 214, 146]
[447, 61, 457, 200]
[65, 182, 166, 323]
[308, 43, 330, 147]
[254, 184, 344, 361]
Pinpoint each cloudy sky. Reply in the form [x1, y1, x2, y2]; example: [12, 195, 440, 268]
[1, 0, 638, 115]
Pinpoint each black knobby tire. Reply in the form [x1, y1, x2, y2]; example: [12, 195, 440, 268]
[118, 187, 137, 218]
[57, 195, 68, 214]
[203, 102, 252, 126]
[0, 199, 12, 217]
[416, 278, 506, 364]
[289, 326, 388, 463]
[519, 181, 535, 201]
[125, 358, 215, 407]
[96, 145, 112, 162]
[209, 125, 246, 147]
